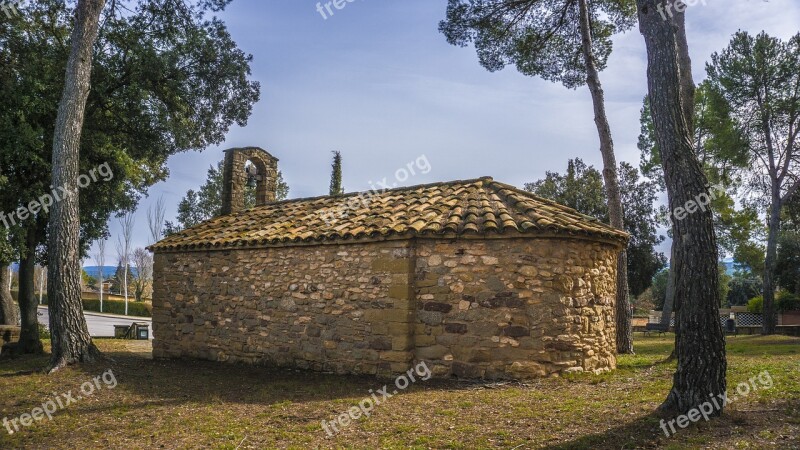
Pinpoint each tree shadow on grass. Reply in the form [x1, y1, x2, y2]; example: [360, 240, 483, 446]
[62, 347, 478, 408]
[543, 398, 800, 450]
[541, 411, 669, 450]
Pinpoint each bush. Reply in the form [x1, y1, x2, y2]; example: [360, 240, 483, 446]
[747, 295, 763, 313]
[15, 289, 151, 318]
[38, 323, 51, 340]
[81, 298, 151, 317]
[727, 274, 762, 307]
[777, 290, 800, 312]
[651, 269, 669, 310]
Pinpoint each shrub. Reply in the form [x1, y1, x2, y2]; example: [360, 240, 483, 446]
[20, 290, 151, 318]
[727, 274, 762, 307]
[777, 290, 800, 312]
[747, 295, 763, 313]
[38, 323, 51, 340]
[81, 299, 152, 317]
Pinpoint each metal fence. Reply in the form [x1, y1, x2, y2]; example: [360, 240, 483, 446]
[650, 311, 763, 327]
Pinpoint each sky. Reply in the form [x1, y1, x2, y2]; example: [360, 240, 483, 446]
[86, 0, 800, 266]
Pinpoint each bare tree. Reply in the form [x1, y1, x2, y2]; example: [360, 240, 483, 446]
[46, 0, 107, 372]
[116, 212, 134, 315]
[35, 265, 46, 305]
[131, 248, 153, 302]
[147, 196, 166, 244]
[93, 239, 106, 313]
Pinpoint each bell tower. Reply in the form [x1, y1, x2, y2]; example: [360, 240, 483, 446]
[221, 147, 279, 215]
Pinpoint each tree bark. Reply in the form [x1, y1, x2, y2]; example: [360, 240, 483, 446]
[762, 191, 781, 334]
[637, 0, 727, 416]
[660, 242, 679, 329]
[660, 7, 694, 351]
[17, 227, 43, 354]
[672, 10, 695, 134]
[0, 263, 18, 326]
[577, 0, 633, 354]
[46, 0, 106, 372]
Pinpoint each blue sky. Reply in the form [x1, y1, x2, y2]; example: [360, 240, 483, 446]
[87, 0, 800, 265]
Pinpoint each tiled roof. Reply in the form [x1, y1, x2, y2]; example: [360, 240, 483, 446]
[149, 177, 628, 252]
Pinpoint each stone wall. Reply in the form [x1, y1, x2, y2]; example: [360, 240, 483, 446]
[221, 147, 279, 215]
[152, 241, 416, 376]
[153, 236, 620, 379]
[413, 238, 619, 379]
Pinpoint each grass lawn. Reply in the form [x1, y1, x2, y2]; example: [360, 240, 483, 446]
[0, 335, 798, 449]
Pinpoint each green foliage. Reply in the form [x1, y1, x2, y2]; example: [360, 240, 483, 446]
[775, 231, 800, 294]
[727, 273, 763, 307]
[329, 151, 344, 196]
[784, 195, 800, 231]
[525, 159, 666, 297]
[0, 0, 260, 260]
[38, 323, 51, 340]
[653, 265, 730, 309]
[718, 264, 732, 308]
[747, 295, 764, 314]
[776, 290, 800, 312]
[705, 32, 800, 323]
[651, 269, 669, 311]
[16, 290, 150, 317]
[82, 269, 96, 289]
[111, 263, 135, 296]
[705, 31, 800, 210]
[638, 83, 761, 263]
[164, 160, 289, 234]
[81, 299, 151, 317]
[439, 0, 637, 89]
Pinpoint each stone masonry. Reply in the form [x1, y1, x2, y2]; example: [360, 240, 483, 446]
[152, 236, 620, 379]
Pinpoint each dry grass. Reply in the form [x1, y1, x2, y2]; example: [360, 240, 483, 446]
[0, 335, 798, 449]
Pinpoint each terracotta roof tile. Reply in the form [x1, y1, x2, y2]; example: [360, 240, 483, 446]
[149, 177, 628, 252]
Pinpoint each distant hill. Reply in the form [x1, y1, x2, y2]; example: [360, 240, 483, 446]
[83, 266, 138, 279]
[7, 265, 137, 278]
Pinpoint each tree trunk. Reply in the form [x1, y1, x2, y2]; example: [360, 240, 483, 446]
[660, 242, 679, 329]
[660, 9, 694, 359]
[46, 0, 106, 372]
[637, 0, 727, 416]
[672, 10, 695, 134]
[17, 227, 43, 354]
[762, 192, 781, 334]
[98, 271, 103, 313]
[577, 0, 633, 354]
[0, 263, 18, 325]
[661, 242, 681, 362]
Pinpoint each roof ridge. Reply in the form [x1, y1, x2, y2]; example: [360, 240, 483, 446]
[238, 176, 496, 211]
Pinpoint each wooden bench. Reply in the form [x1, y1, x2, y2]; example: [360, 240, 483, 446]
[643, 323, 668, 336]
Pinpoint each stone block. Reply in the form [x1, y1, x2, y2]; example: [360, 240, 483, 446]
[418, 311, 443, 326]
[423, 302, 453, 313]
[443, 323, 468, 334]
[415, 344, 449, 360]
[380, 351, 413, 363]
[451, 361, 483, 378]
[372, 258, 409, 273]
[388, 285, 410, 300]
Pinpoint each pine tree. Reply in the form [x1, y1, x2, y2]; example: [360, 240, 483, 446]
[329, 151, 343, 196]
